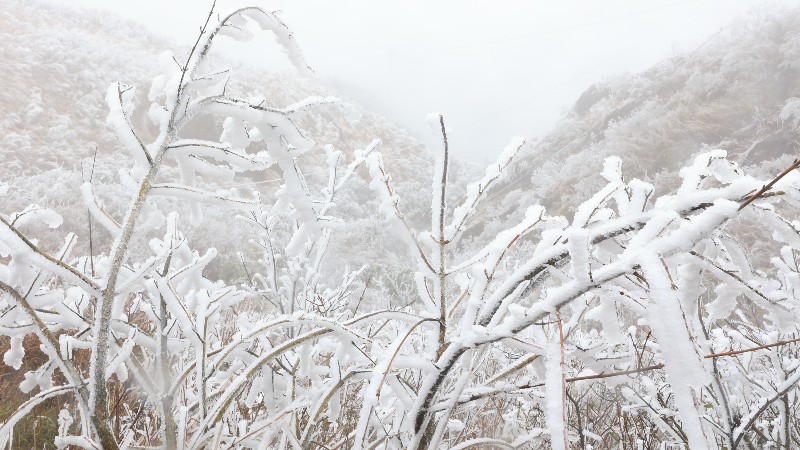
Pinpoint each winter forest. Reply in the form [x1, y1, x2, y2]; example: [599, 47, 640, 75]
[2, 1, 800, 449]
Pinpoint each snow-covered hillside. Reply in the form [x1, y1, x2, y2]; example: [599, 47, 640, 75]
[483, 5, 800, 224]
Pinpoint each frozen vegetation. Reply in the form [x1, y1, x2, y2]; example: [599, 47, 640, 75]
[2, 1, 800, 449]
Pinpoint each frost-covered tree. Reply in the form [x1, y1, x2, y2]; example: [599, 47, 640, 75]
[365, 117, 800, 449]
[0, 4, 377, 449]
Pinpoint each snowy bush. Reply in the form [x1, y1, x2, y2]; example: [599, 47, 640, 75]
[2, 4, 800, 450]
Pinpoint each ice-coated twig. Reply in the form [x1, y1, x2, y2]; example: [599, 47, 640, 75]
[445, 137, 525, 242]
[0, 216, 101, 295]
[106, 83, 152, 169]
[81, 183, 121, 236]
[367, 152, 436, 273]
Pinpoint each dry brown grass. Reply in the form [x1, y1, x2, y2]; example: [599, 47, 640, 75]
[0, 335, 64, 449]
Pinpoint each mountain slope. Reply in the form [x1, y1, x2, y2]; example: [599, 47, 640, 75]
[481, 5, 800, 231]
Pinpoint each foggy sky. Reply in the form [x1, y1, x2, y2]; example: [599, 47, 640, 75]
[44, 0, 792, 162]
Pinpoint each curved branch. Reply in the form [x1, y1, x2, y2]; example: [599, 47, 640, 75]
[448, 438, 519, 450]
[0, 384, 77, 448]
[0, 217, 100, 295]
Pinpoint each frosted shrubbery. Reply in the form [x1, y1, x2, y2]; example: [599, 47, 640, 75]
[2, 4, 800, 450]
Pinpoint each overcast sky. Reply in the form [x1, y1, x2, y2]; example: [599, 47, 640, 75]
[48, 0, 793, 162]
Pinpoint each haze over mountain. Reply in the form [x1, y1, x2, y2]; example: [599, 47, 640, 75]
[4, 0, 800, 277]
[476, 4, 800, 232]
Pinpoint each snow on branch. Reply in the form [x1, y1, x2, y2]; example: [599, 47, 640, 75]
[446, 136, 526, 241]
[105, 83, 152, 171]
[81, 182, 121, 236]
[167, 139, 271, 171]
[0, 216, 101, 295]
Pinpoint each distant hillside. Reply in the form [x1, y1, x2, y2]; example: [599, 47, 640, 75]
[0, 1, 437, 174]
[478, 4, 800, 234]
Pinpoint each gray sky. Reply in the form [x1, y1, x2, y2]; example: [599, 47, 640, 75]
[48, 0, 792, 162]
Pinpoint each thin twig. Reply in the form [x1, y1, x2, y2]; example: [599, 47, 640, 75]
[705, 337, 800, 359]
[738, 158, 800, 210]
[88, 147, 97, 277]
[567, 364, 665, 383]
[436, 114, 449, 360]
